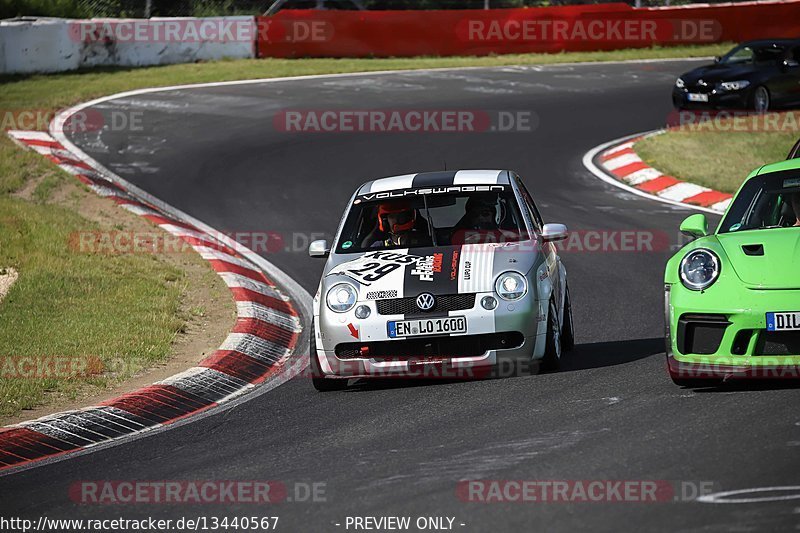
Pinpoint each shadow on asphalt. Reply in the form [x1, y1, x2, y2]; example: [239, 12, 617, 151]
[559, 337, 664, 373]
[691, 380, 800, 393]
[337, 337, 664, 393]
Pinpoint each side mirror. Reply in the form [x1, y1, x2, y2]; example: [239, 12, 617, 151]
[714, 56, 722, 63]
[680, 214, 708, 239]
[541, 223, 568, 243]
[308, 239, 330, 258]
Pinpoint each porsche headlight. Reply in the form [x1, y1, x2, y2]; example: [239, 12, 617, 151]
[675, 77, 685, 89]
[495, 271, 527, 301]
[326, 283, 357, 313]
[719, 80, 750, 91]
[679, 249, 720, 291]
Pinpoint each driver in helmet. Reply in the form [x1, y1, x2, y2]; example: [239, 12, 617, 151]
[369, 201, 429, 247]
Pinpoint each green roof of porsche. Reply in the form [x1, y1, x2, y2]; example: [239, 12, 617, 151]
[755, 158, 800, 175]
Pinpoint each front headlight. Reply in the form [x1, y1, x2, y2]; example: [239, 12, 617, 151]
[719, 80, 750, 91]
[495, 271, 527, 301]
[679, 249, 720, 291]
[675, 77, 685, 89]
[326, 283, 357, 313]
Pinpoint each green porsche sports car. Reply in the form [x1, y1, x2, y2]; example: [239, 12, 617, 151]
[665, 155, 800, 386]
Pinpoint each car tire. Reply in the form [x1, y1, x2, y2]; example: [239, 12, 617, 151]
[751, 85, 770, 113]
[310, 319, 348, 392]
[541, 298, 562, 372]
[561, 284, 575, 352]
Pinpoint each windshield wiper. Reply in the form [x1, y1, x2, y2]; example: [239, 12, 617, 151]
[422, 193, 437, 246]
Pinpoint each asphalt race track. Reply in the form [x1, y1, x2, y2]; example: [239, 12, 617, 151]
[3, 60, 800, 531]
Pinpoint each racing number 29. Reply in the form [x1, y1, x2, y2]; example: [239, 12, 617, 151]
[347, 262, 401, 282]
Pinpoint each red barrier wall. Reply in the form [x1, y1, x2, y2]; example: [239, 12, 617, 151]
[256, 1, 800, 58]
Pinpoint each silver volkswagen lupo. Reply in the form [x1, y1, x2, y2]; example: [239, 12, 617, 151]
[308, 170, 573, 391]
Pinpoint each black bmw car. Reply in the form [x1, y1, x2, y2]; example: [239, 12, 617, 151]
[673, 39, 800, 112]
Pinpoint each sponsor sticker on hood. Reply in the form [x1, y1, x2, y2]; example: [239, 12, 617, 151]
[325, 245, 504, 297]
[326, 251, 419, 287]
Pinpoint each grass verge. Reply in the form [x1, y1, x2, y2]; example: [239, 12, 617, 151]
[0, 44, 729, 421]
[0, 135, 233, 423]
[636, 120, 798, 194]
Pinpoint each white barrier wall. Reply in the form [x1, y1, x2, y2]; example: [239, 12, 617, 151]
[0, 19, 80, 74]
[0, 17, 256, 74]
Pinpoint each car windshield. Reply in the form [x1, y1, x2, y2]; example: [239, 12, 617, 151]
[720, 44, 785, 65]
[719, 172, 800, 233]
[335, 186, 529, 253]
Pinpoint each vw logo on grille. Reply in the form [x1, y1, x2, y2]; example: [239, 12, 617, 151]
[416, 293, 436, 312]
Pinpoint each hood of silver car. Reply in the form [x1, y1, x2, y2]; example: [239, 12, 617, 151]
[322, 243, 539, 299]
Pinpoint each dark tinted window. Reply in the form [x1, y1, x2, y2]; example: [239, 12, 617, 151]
[336, 188, 528, 253]
[719, 172, 800, 233]
[721, 43, 785, 65]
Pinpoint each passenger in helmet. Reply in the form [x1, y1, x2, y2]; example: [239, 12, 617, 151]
[462, 196, 499, 230]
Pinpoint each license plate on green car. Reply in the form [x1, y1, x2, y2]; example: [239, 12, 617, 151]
[766, 312, 800, 331]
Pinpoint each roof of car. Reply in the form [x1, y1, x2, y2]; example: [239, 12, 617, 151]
[757, 158, 800, 176]
[739, 39, 800, 48]
[358, 170, 511, 195]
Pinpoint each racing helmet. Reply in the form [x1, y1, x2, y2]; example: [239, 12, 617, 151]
[377, 202, 416, 234]
[465, 196, 498, 229]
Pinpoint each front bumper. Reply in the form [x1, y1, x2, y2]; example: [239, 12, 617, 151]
[672, 87, 750, 110]
[665, 284, 800, 379]
[315, 291, 546, 378]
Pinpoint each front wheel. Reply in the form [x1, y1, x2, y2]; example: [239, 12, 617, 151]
[561, 284, 575, 352]
[541, 298, 562, 372]
[751, 85, 770, 113]
[310, 319, 348, 392]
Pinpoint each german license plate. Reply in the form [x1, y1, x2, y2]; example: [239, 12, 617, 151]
[766, 312, 800, 331]
[388, 317, 467, 338]
[687, 93, 709, 102]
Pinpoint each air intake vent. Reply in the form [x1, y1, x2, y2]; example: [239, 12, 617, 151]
[755, 331, 800, 356]
[742, 244, 764, 256]
[677, 314, 730, 355]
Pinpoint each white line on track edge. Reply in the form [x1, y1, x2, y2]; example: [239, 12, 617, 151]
[581, 130, 722, 216]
